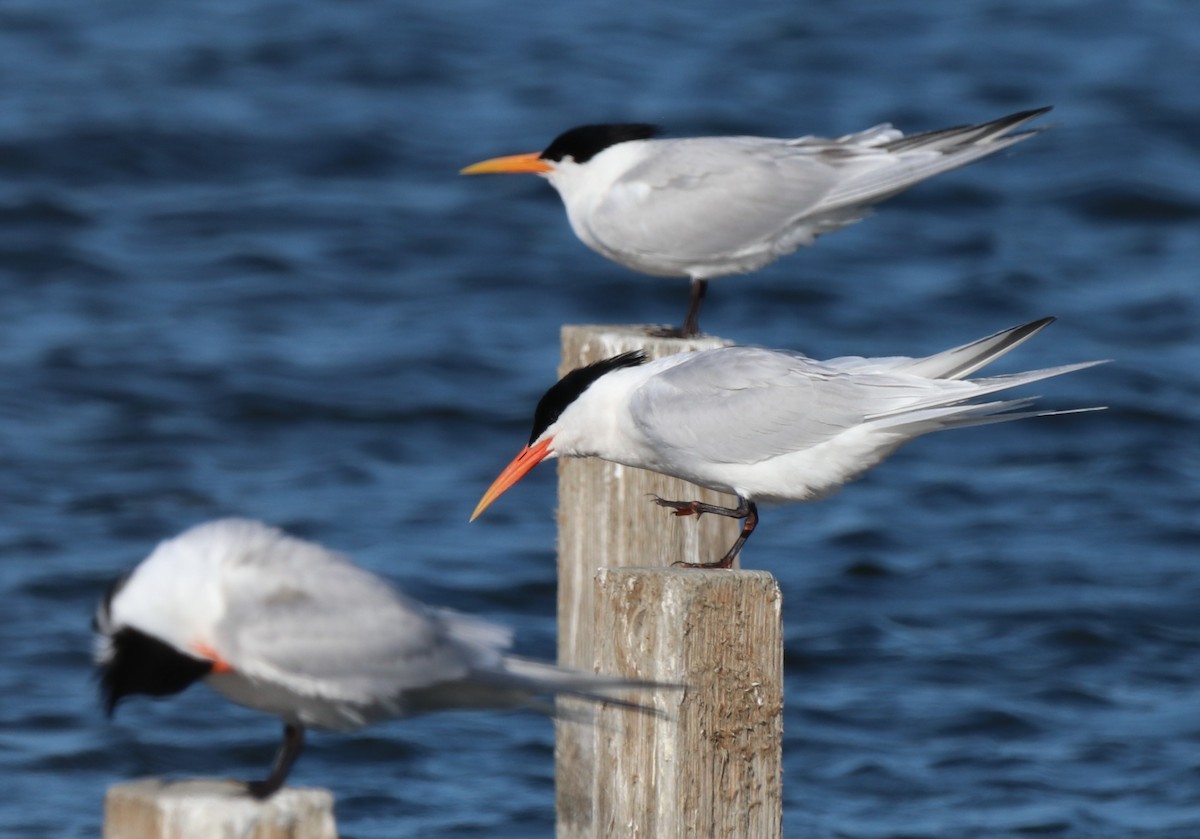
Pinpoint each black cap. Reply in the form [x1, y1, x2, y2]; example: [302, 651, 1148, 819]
[529, 351, 647, 444]
[541, 124, 660, 164]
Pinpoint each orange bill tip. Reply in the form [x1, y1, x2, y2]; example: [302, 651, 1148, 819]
[191, 642, 234, 674]
[460, 151, 552, 176]
[470, 437, 554, 521]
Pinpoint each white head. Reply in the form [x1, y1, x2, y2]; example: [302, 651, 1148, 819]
[470, 351, 647, 520]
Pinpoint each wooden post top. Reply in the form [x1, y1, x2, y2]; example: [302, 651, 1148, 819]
[103, 779, 337, 839]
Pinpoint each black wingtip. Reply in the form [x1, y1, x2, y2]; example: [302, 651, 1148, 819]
[994, 106, 1054, 133]
[1002, 315, 1057, 348]
[1013, 105, 1053, 119]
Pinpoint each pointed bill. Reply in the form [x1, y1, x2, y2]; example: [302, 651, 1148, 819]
[460, 151, 552, 175]
[190, 641, 234, 674]
[471, 437, 554, 521]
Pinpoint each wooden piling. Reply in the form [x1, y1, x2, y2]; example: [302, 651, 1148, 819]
[556, 325, 783, 839]
[103, 779, 337, 839]
[593, 568, 783, 838]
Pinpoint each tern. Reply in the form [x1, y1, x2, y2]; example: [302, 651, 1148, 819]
[471, 318, 1104, 568]
[94, 518, 668, 797]
[462, 107, 1051, 336]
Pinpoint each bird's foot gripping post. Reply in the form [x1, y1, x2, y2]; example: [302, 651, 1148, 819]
[646, 277, 709, 338]
[652, 495, 760, 569]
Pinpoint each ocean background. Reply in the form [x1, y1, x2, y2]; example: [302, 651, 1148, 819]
[0, 0, 1196, 836]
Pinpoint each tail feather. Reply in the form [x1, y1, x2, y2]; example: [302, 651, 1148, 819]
[484, 655, 681, 718]
[960, 360, 1110, 397]
[866, 351, 1108, 433]
[874, 398, 1105, 436]
[823, 107, 1051, 210]
[882, 107, 1051, 153]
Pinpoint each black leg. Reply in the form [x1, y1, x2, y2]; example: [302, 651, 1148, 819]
[680, 278, 708, 338]
[246, 723, 305, 799]
[648, 279, 709, 339]
[652, 495, 758, 569]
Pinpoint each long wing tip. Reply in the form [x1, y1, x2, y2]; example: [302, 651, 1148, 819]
[1012, 315, 1057, 340]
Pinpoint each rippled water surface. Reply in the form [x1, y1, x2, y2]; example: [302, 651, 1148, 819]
[0, 1, 1196, 837]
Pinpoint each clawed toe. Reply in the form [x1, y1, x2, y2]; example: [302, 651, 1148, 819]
[652, 497, 700, 517]
[671, 558, 733, 570]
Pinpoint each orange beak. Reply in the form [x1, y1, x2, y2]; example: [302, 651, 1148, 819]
[190, 642, 234, 674]
[470, 437, 554, 521]
[460, 151, 553, 175]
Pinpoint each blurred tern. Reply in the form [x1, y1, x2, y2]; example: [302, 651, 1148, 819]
[462, 108, 1051, 336]
[94, 518, 668, 797]
[471, 318, 1104, 568]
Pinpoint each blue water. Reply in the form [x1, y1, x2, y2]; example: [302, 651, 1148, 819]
[0, 1, 1196, 836]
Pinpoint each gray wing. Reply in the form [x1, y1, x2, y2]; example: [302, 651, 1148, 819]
[588, 137, 853, 271]
[213, 536, 509, 707]
[630, 348, 892, 465]
[631, 347, 998, 465]
[586, 110, 1045, 273]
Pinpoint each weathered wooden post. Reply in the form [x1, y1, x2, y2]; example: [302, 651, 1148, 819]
[593, 568, 783, 837]
[556, 325, 784, 839]
[103, 779, 337, 839]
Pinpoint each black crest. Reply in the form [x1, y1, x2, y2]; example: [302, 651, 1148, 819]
[96, 625, 214, 716]
[529, 351, 647, 444]
[540, 124, 660, 164]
